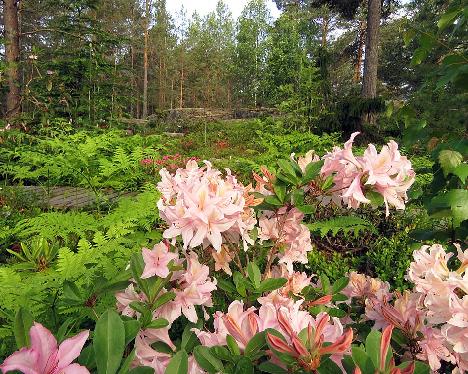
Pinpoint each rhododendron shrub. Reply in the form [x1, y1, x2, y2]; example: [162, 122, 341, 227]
[6, 137, 463, 374]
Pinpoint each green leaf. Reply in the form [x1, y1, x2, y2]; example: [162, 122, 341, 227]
[352, 347, 374, 374]
[233, 271, 248, 297]
[332, 277, 349, 294]
[365, 329, 382, 370]
[153, 291, 176, 310]
[296, 204, 316, 214]
[181, 322, 201, 353]
[234, 356, 255, 374]
[258, 361, 288, 374]
[227, 334, 241, 356]
[165, 350, 188, 374]
[244, 331, 266, 358]
[210, 346, 233, 362]
[453, 163, 468, 184]
[411, 47, 429, 65]
[303, 160, 324, 184]
[429, 189, 468, 227]
[118, 349, 136, 374]
[123, 320, 141, 346]
[328, 308, 347, 318]
[320, 274, 331, 294]
[129, 367, 155, 374]
[146, 318, 169, 329]
[332, 293, 348, 302]
[216, 278, 237, 295]
[366, 191, 384, 207]
[247, 262, 261, 289]
[14, 307, 33, 349]
[273, 183, 287, 203]
[94, 310, 126, 374]
[413, 361, 431, 374]
[63, 281, 82, 302]
[403, 29, 416, 46]
[258, 278, 287, 293]
[438, 150, 463, 177]
[291, 188, 304, 206]
[56, 318, 74, 343]
[317, 357, 343, 374]
[264, 195, 283, 206]
[193, 346, 224, 373]
[152, 341, 174, 354]
[78, 345, 96, 369]
[277, 159, 298, 179]
[438, 9, 462, 30]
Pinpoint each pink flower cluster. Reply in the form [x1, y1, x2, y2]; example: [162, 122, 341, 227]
[115, 243, 216, 372]
[192, 298, 350, 368]
[0, 323, 89, 374]
[320, 132, 415, 216]
[157, 160, 257, 252]
[258, 207, 313, 273]
[345, 244, 468, 372]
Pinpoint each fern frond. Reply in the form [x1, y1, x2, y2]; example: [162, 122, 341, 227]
[307, 216, 377, 238]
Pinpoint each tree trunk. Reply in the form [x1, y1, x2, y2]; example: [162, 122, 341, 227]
[354, 20, 365, 83]
[361, 0, 380, 99]
[142, 0, 150, 119]
[4, 0, 21, 120]
[179, 66, 184, 109]
[321, 15, 329, 48]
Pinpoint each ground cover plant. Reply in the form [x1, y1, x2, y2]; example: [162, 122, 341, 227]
[0, 128, 466, 373]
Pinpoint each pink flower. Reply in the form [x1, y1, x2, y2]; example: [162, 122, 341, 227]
[417, 326, 455, 371]
[115, 284, 147, 317]
[222, 301, 259, 350]
[320, 133, 415, 215]
[1, 322, 89, 374]
[141, 242, 179, 279]
[192, 311, 228, 347]
[258, 208, 312, 274]
[157, 161, 256, 252]
[291, 150, 320, 173]
[172, 252, 217, 323]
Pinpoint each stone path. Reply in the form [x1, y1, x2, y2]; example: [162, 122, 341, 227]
[13, 186, 134, 209]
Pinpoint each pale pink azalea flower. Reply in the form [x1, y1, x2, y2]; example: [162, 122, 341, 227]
[417, 326, 455, 371]
[141, 242, 178, 279]
[0, 322, 89, 374]
[222, 301, 259, 350]
[115, 284, 147, 318]
[270, 264, 311, 296]
[291, 150, 321, 173]
[320, 132, 414, 215]
[258, 208, 313, 274]
[157, 160, 256, 252]
[192, 311, 228, 347]
[172, 252, 217, 323]
[407, 244, 451, 282]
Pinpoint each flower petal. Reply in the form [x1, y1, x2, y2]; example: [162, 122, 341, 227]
[57, 330, 89, 369]
[0, 348, 39, 374]
[29, 322, 58, 373]
[59, 363, 91, 374]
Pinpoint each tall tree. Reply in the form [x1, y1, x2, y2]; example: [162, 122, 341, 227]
[234, 0, 271, 107]
[3, 0, 21, 120]
[142, 0, 151, 118]
[361, 0, 380, 100]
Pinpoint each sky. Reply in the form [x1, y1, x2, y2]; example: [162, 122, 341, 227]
[166, 0, 281, 20]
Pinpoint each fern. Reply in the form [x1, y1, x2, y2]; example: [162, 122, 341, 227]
[14, 211, 98, 243]
[307, 216, 377, 238]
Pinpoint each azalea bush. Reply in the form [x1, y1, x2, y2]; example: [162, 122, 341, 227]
[1, 133, 466, 374]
